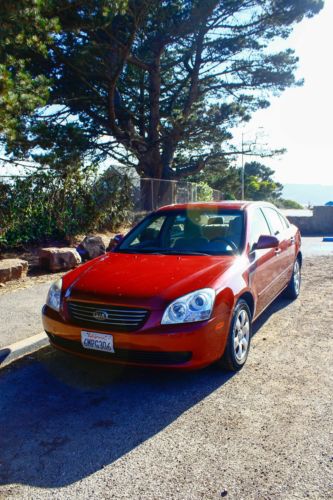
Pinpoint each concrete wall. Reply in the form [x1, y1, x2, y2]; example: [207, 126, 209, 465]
[287, 206, 333, 235]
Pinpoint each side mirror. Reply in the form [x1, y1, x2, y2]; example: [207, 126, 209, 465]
[255, 235, 279, 250]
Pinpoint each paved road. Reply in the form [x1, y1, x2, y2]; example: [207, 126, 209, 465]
[0, 237, 332, 350]
[0, 282, 50, 348]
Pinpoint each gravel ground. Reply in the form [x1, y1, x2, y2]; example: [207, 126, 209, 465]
[0, 257, 332, 499]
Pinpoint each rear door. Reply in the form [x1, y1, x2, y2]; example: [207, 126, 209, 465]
[261, 206, 295, 292]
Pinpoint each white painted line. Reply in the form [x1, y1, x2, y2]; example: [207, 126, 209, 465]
[0, 332, 49, 369]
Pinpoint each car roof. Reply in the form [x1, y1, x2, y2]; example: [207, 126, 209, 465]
[156, 201, 276, 212]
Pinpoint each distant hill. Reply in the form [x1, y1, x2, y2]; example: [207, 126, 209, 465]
[283, 184, 333, 206]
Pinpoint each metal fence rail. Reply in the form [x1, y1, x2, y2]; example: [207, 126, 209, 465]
[131, 177, 222, 212]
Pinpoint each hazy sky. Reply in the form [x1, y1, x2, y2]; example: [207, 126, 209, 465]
[232, 0, 333, 186]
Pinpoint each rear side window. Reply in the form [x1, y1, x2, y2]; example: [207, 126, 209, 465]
[262, 207, 285, 236]
[278, 212, 290, 229]
[249, 208, 271, 250]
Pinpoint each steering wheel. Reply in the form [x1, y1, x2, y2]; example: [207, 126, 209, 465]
[210, 237, 238, 251]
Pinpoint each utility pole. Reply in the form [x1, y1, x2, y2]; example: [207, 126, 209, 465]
[241, 131, 245, 200]
[240, 126, 265, 200]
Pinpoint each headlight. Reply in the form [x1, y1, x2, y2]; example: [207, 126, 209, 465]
[46, 279, 63, 312]
[161, 288, 215, 325]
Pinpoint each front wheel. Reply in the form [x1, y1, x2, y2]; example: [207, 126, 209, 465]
[284, 257, 301, 300]
[218, 299, 252, 372]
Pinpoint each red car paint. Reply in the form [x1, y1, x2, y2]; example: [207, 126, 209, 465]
[42, 201, 301, 369]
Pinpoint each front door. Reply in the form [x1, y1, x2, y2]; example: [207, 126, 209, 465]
[247, 208, 282, 317]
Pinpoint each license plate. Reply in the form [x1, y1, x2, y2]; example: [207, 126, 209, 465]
[81, 331, 114, 353]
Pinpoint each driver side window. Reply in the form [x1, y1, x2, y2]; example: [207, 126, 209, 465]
[249, 209, 271, 250]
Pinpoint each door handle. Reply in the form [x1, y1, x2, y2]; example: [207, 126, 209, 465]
[275, 248, 281, 255]
[290, 237, 295, 244]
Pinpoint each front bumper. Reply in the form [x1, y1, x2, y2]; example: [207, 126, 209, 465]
[42, 305, 229, 370]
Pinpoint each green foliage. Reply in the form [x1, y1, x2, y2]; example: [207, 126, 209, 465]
[190, 160, 286, 202]
[243, 162, 283, 201]
[0, 0, 323, 182]
[274, 198, 303, 209]
[0, 168, 133, 247]
[188, 158, 241, 200]
[196, 181, 213, 202]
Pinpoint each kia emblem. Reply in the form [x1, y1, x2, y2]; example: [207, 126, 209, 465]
[93, 310, 108, 321]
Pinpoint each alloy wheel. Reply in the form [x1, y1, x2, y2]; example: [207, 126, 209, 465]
[233, 308, 250, 363]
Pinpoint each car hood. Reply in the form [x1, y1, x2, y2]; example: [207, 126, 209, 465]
[65, 252, 236, 309]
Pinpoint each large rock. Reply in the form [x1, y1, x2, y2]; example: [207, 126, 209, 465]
[0, 259, 28, 283]
[76, 235, 106, 261]
[39, 247, 81, 272]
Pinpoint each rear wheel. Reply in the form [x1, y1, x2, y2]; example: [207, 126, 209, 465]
[284, 257, 301, 300]
[218, 299, 252, 372]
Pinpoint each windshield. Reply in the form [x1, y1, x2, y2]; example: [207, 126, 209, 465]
[117, 209, 245, 256]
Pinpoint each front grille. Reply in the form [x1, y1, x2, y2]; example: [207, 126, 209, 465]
[47, 333, 192, 365]
[67, 301, 149, 332]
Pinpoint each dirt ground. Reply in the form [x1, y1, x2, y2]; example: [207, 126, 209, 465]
[0, 230, 120, 295]
[0, 256, 332, 499]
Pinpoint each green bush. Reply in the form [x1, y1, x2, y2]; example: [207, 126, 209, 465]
[0, 167, 133, 247]
[274, 198, 303, 209]
[196, 181, 213, 202]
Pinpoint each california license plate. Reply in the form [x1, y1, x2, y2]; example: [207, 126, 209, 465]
[81, 331, 114, 353]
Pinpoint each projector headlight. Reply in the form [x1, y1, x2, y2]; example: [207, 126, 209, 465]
[161, 288, 215, 325]
[46, 278, 63, 312]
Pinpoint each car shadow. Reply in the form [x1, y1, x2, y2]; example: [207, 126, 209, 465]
[0, 348, 233, 488]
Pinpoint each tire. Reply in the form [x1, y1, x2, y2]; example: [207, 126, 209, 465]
[218, 299, 252, 372]
[284, 257, 301, 300]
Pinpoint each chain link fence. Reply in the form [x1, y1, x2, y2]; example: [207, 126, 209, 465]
[131, 177, 222, 212]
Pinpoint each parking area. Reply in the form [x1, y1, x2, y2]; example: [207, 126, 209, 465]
[301, 236, 333, 257]
[0, 256, 332, 499]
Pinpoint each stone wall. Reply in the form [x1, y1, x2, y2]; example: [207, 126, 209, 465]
[287, 206, 333, 235]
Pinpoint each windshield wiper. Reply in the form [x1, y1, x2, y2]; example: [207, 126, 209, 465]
[160, 249, 210, 256]
[116, 247, 163, 254]
[116, 248, 210, 256]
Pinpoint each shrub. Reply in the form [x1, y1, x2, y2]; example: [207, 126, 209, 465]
[0, 167, 133, 247]
[196, 181, 213, 202]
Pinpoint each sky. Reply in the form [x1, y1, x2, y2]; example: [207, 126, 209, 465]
[232, 0, 333, 186]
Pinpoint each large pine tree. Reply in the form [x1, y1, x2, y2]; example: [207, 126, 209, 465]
[0, 0, 323, 185]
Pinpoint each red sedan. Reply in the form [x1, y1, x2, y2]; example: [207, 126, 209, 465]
[42, 201, 301, 371]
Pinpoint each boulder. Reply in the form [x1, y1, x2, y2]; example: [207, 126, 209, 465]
[39, 247, 81, 272]
[76, 235, 106, 261]
[0, 259, 28, 283]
